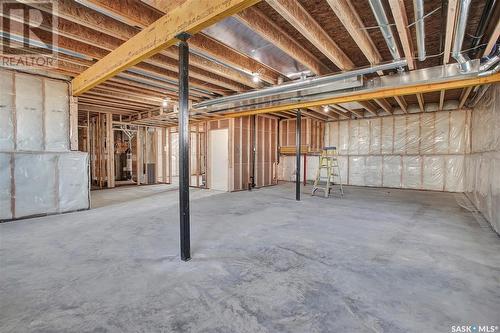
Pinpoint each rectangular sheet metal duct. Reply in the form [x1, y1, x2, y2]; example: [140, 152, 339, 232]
[193, 60, 483, 115]
[194, 60, 407, 113]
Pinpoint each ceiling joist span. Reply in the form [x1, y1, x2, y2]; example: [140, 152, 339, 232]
[71, 0, 260, 95]
[1, 0, 498, 127]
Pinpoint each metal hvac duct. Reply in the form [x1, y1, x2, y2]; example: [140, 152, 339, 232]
[368, 0, 401, 61]
[479, 44, 500, 72]
[452, 0, 473, 72]
[194, 60, 406, 111]
[192, 60, 492, 115]
[413, 0, 426, 61]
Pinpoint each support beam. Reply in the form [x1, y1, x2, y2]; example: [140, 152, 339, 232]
[296, 109, 301, 201]
[388, 0, 415, 70]
[66, 0, 281, 85]
[178, 36, 191, 261]
[326, 0, 381, 65]
[265, 0, 354, 71]
[71, 0, 260, 95]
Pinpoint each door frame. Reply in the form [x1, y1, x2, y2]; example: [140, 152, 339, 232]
[208, 128, 230, 191]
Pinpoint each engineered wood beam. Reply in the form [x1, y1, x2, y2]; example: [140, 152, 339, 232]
[71, 0, 260, 95]
[3, 18, 219, 97]
[265, 0, 354, 71]
[28, 0, 261, 88]
[326, 0, 381, 65]
[387, 0, 415, 70]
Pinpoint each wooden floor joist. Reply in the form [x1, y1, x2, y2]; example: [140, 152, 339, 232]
[72, 0, 261, 95]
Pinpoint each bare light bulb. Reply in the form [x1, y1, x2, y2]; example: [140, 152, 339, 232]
[252, 73, 260, 83]
[323, 105, 329, 113]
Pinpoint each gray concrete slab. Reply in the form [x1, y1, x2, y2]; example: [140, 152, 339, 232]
[1, 184, 499, 333]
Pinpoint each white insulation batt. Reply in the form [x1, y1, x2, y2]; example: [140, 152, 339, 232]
[278, 110, 470, 192]
[0, 69, 89, 221]
[465, 85, 500, 233]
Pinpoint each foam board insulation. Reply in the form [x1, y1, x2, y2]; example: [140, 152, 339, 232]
[465, 84, 500, 233]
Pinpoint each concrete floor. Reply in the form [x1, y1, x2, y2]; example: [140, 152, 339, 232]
[1, 184, 499, 332]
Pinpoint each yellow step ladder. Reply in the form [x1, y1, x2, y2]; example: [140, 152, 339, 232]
[312, 147, 343, 198]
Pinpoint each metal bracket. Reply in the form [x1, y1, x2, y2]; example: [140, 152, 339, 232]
[176, 32, 192, 41]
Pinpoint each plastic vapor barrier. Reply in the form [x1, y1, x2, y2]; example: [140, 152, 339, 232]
[0, 153, 11, 220]
[465, 84, 500, 233]
[318, 109, 469, 192]
[0, 68, 89, 221]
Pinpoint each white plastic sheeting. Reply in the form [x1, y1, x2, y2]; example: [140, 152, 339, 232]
[0, 68, 89, 221]
[15, 153, 58, 217]
[0, 152, 89, 221]
[0, 69, 71, 152]
[0, 153, 11, 220]
[58, 152, 90, 212]
[15, 74, 44, 151]
[45, 80, 69, 151]
[322, 110, 470, 192]
[0, 71, 14, 151]
[465, 84, 500, 233]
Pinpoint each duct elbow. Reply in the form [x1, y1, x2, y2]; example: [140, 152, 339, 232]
[479, 44, 500, 72]
[453, 53, 472, 73]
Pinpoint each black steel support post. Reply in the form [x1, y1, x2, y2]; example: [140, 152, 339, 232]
[178, 34, 191, 261]
[296, 109, 301, 201]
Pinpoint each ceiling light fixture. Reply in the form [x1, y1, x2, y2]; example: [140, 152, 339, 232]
[252, 72, 260, 83]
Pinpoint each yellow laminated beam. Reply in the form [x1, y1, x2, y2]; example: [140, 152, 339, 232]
[71, 0, 260, 96]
